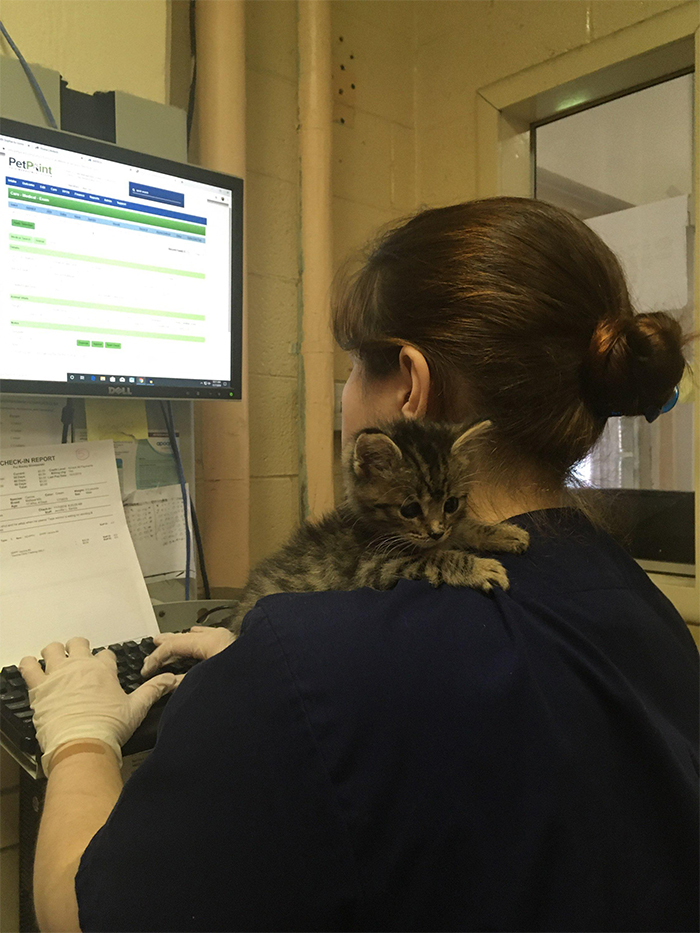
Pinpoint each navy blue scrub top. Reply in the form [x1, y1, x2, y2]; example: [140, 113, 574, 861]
[76, 509, 699, 932]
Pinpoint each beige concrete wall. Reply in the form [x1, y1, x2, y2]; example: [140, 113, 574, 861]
[328, 1, 418, 498]
[414, 0, 687, 206]
[0, 0, 170, 102]
[330, 1, 418, 385]
[244, 0, 302, 564]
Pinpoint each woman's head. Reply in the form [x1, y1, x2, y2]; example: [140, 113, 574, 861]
[334, 197, 688, 486]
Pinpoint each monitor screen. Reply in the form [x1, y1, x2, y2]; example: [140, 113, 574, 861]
[0, 119, 243, 400]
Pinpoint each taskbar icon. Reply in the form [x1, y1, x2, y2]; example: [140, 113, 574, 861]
[67, 373, 154, 385]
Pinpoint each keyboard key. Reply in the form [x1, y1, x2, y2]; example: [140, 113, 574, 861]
[1, 690, 25, 703]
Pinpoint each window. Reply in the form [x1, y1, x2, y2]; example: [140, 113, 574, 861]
[534, 73, 694, 573]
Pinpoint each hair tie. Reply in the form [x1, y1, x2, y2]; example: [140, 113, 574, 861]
[609, 385, 679, 423]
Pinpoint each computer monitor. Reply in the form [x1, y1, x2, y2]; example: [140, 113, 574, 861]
[0, 118, 243, 400]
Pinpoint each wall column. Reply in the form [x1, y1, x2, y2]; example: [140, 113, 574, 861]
[298, 0, 335, 518]
[192, 0, 249, 590]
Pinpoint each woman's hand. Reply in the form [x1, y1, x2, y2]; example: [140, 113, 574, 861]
[140, 625, 235, 678]
[20, 637, 178, 773]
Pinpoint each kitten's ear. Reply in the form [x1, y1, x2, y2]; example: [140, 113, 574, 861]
[451, 419, 492, 455]
[352, 430, 403, 478]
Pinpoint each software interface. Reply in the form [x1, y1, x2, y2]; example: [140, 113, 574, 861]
[1, 132, 234, 388]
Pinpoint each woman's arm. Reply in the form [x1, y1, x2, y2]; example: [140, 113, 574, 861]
[69, 608, 358, 932]
[33, 741, 122, 933]
[22, 630, 234, 932]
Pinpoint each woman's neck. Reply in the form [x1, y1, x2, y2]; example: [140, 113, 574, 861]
[469, 475, 565, 524]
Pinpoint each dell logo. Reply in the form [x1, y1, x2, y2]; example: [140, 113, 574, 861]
[108, 386, 133, 396]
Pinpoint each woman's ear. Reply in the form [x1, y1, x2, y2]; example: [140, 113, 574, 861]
[399, 346, 431, 419]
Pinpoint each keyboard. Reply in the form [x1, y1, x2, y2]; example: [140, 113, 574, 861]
[0, 636, 199, 778]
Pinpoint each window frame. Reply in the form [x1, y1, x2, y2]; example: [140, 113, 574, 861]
[476, 4, 700, 627]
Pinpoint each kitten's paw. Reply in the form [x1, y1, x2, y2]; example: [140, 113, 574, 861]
[493, 523, 530, 554]
[425, 564, 444, 587]
[472, 557, 509, 593]
[431, 552, 470, 588]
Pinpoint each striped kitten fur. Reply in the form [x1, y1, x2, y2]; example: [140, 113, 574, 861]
[222, 419, 529, 635]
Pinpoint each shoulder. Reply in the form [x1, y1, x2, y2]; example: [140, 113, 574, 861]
[236, 513, 695, 702]
[246, 582, 500, 653]
[237, 584, 510, 716]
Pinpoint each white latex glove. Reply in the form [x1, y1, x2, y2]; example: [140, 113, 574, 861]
[141, 625, 235, 678]
[20, 637, 178, 773]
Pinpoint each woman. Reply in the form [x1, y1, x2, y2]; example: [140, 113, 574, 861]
[23, 198, 698, 932]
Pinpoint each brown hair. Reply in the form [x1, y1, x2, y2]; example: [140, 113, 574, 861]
[332, 197, 690, 484]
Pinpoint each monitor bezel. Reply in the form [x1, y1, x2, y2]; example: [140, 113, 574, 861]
[0, 118, 243, 401]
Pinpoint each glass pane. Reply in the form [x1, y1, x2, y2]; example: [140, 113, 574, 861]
[534, 74, 694, 570]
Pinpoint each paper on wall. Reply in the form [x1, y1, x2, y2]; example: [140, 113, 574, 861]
[0, 397, 65, 448]
[123, 484, 195, 582]
[586, 195, 689, 314]
[114, 432, 180, 499]
[85, 398, 149, 442]
[0, 440, 159, 666]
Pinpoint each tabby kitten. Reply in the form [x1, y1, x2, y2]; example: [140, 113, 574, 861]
[222, 419, 529, 635]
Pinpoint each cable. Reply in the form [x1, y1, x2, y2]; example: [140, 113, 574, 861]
[161, 402, 191, 599]
[189, 497, 211, 599]
[186, 0, 197, 145]
[160, 402, 191, 600]
[60, 399, 74, 444]
[0, 20, 58, 128]
[160, 401, 210, 598]
[194, 605, 233, 626]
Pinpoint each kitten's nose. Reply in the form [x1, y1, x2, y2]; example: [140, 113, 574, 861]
[429, 529, 444, 540]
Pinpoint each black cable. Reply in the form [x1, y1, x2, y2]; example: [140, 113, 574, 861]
[186, 0, 197, 146]
[60, 399, 74, 444]
[160, 402, 192, 600]
[189, 497, 211, 599]
[160, 401, 210, 598]
[195, 604, 233, 626]
[0, 20, 58, 128]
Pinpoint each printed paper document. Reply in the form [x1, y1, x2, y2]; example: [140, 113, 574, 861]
[124, 484, 195, 581]
[0, 397, 64, 447]
[0, 439, 158, 666]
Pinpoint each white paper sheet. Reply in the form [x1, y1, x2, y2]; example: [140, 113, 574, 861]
[0, 440, 159, 666]
[114, 432, 180, 499]
[586, 196, 689, 314]
[123, 484, 195, 582]
[0, 398, 64, 448]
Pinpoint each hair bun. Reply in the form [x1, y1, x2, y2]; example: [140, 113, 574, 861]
[582, 312, 686, 418]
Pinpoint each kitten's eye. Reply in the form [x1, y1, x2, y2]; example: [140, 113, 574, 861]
[443, 496, 459, 514]
[399, 502, 422, 519]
